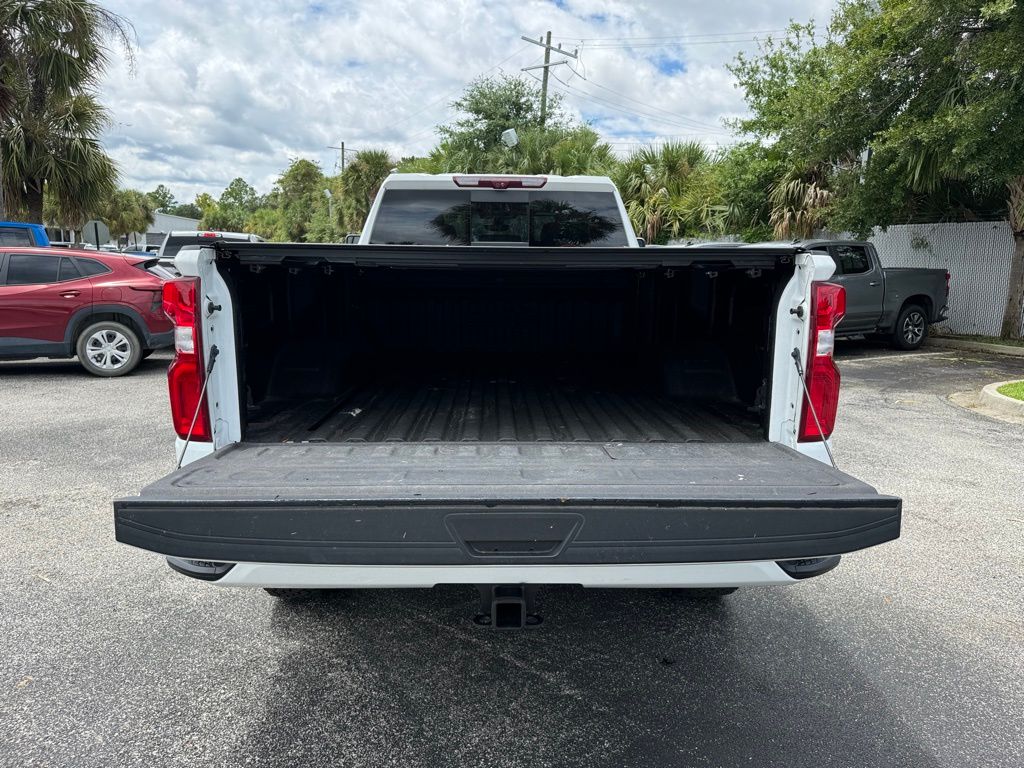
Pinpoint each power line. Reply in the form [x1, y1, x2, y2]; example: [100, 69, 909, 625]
[562, 64, 724, 130]
[520, 31, 577, 126]
[386, 43, 534, 133]
[328, 142, 362, 173]
[569, 29, 787, 42]
[542, 69, 729, 133]
[402, 48, 550, 145]
[578, 38, 766, 49]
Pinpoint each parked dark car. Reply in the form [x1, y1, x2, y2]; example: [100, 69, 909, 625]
[798, 240, 949, 350]
[0, 247, 173, 376]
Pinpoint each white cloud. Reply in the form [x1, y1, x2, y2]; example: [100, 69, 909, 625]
[97, 0, 837, 201]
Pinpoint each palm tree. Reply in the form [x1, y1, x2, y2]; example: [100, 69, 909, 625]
[340, 150, 394, 232]
[613, 141, 721, 243]
[547, 127, 616, 176]
[0, 0, 133, 222]
[768, 167, 833, 240]
[98, 188, 154, 246]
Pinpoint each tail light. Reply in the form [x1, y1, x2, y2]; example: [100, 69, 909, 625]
[162, 278, 212, 441]
[798, 282, 846, 442]
[945, 271, 951, 297]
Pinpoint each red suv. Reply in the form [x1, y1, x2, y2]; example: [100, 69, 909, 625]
[0, 247, 173, 376]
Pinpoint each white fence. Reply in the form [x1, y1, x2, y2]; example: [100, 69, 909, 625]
[866, 221, 1016, 337]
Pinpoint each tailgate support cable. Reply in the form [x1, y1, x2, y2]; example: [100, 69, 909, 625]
[791, 348, 839, 470]
[175, 345, 220, 470]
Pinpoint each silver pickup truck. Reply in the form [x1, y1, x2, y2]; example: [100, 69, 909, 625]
[799, 239, 949, 350]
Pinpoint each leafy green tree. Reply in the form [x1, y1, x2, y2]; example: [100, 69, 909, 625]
[404, 124, 617, 178]
[711, 142, 786, 241]
[146, 184, 176, 211]
[732, 2, 1024, 337]
[0, 0, 132, 222]
[340, 150, 392, 233]
[195, 192, 220, 229]
[439, 76, 566, 153]
[243, 206, 285, 241]
[98, 188, 154, 244]
[219, 177, 259, 211]
[205, 177, 261, 231]
[166, 201, 202, 220]
[273, 158, 328, 242]
[398, 77, 616, 179]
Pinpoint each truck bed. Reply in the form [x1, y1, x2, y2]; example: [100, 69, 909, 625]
[245, 376, 763, 444]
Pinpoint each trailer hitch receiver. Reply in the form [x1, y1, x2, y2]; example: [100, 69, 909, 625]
[473, 584, 542, 629]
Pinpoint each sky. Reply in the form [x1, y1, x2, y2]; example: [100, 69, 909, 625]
[98, 0, 835, 202]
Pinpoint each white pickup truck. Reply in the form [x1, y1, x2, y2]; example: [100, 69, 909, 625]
[114, 174, 901, 627]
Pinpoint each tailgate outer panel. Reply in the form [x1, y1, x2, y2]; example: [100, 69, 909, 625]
[114, 442, 901, 565]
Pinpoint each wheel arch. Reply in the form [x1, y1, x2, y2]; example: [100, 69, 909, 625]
[900, 294, 933, 319]
[66, 305, 149, 350]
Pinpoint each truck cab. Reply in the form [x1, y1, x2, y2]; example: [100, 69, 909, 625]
[360, 173, 640, 248]
[0, 221, 50, 248]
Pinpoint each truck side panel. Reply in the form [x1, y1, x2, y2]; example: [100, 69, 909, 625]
[877, 268, 948, 329]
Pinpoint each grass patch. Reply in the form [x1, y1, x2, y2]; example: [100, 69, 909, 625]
[996, 381, 1024, 401]
[935, 333, 1024, 348]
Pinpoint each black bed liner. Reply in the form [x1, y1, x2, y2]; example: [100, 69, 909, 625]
[246, 379, 762, 444]
[114, 442, 901, 566]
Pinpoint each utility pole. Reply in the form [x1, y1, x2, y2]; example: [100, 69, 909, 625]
[520, 32, 577, 126]
[327, 141, 348, 174]
[539, 31, 552, 125]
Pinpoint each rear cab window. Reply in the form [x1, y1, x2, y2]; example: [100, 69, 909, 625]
[0, 227, 34, 247]
[832, 245, 871, 275]
[369, 189, 630, 246]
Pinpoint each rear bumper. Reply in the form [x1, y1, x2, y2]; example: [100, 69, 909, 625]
[187, 559, 806, 588]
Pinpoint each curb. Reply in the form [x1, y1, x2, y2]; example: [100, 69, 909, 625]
[927, 337, 1024, 358]
[979, 380, 1024, 417]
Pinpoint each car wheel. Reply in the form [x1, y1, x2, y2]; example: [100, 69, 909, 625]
[679, 588, 739, 599]
[76, 321, 142, 376]
[892, 304, 928, 350]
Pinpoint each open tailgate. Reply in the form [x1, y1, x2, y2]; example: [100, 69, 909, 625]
[114, 442, 900, 565]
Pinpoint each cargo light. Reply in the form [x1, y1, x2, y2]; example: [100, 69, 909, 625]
[452, 175, 547, 189]
[798, 282, 846, 442]
[162, 278, 212, 441]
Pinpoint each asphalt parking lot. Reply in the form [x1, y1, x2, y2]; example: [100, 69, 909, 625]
[2, 343, 1022, 768]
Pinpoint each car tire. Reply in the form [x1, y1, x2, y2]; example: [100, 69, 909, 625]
[263, 588, 325, 601]
[679, 588, 739, 599]
[76, 321, 142, 377]
[892, 304, 928, 350]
